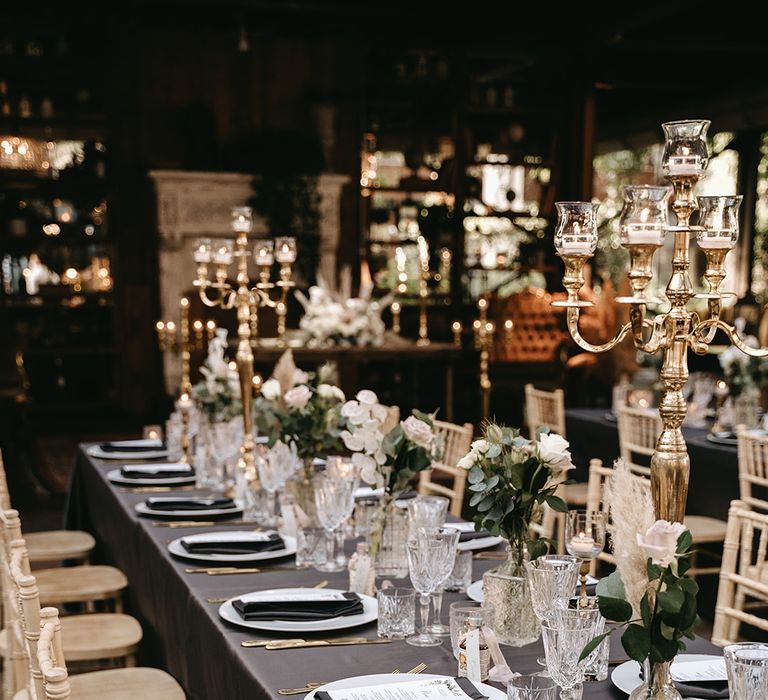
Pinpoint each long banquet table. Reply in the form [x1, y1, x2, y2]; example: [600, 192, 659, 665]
[65, 445, 720, 699]
[565, 408, 738, 521]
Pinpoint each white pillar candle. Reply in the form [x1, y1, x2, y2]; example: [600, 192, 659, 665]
[569, 532, 595, 555]
[667, 155, 702, 176]
[698, 229, 734, 249]
[626, 223, 663, 245]
[559, 239, 593, 255]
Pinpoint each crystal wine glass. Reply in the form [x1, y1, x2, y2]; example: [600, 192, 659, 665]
[324, 456, 359, 556]
[314, 473, 355, 572]
[256, 441, 298, 527]
[406, 526, 459, 647]
[407, 496, 450, 635]
[565, 510, 606, 596]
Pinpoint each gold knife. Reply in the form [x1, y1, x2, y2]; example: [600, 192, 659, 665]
[266, 638, 392, 650]
[121, 486, 196, 494]
[242, 638, 305, 648]
[152, 521, 262, 528]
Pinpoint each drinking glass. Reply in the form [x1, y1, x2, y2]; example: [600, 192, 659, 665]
[314, 474, 355, 572]
[406, 527, 459, 647]
[377, 587, 416, 639]
[449, 602, 494, 659]
[407, 497, 450, 635]
[445, 549, 473, 593]
[256, 441, 298, 527]
[725, 642, 768, 699]
[354, 498, 380, 538]
[541, 612, 601, 700]
[325, 457, 359, 553]
[558, 596, 608, 682]
[507, 674, 558, 700]
[295, 526, 326, 569]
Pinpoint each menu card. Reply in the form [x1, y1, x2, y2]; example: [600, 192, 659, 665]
[316, 677, 488, 700]
[670, 658, 727, 682]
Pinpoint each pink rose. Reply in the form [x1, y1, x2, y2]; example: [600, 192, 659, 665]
[636, 520, 688, 567]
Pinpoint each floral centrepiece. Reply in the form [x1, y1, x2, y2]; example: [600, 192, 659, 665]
[340, 390, 436, 564]
[581, 460, 698, 700]
[459, 422, 572, 647]
[295, 283, 387, 348]
[191, 328, 242, 422]
[718, 332, 766, 398]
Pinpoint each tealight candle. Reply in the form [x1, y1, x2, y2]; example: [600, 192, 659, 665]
[254, 241, 274, 267]
[715, 379, 729, 398]
[193, 239, 212, 263]
[625, 223, 664, 245]
[667, 155, 702, 176]
[569, 532, 595, 556]
[275, 237, 297, 264]
[558, 238, 593, 255]
[177, 392, 193, 410]
[698, 229, 734, 250]
[213, 242, 234, 265]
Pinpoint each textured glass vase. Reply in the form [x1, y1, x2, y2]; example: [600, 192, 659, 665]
[733, 389, 760, 430]
[372, 503, 409, 578]
[482, 543, 539, 647]
[286, 459, 319, 527]
[629, 661, 682, 700]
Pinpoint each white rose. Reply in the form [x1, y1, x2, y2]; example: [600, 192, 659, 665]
[283, 385, 312, 410]
[352, 452, 379, 485]
[341, 429, 365, 452]
[537, 432, 574, 472]
[470, 439, 490, 453]
[636, 520, 688, 568]
[317, 383, 345, 402]
[261, 378, 282, 401]
[341, 400, 369, 425]
[292, 368, 309, 386]
[457, 452, 477, 470]
[400, 416, 434, 449]
[356, 389, 379, 405]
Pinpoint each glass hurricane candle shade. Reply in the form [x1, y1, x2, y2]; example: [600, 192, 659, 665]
[619, 186, 671, 247]
[565, 511, 606, 560]
[554, 202, 600, 256]
[661, 120, 710, 178]
[253, 239, 275, 267]
[231, 206, 253, 232]
[213, 240, 235, 265]
[696, 195, 742, 250]
[193, 237, 213, 263]
[275, 236, 297, 264]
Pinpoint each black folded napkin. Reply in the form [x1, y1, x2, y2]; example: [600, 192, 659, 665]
[100, 441, 166, 453]
[459, 529, 491, 542]
[315, 677, 487, 700]
[121, 465, 193, 479]
[232, 592, 363, 622]
[181, 532, 284, 555]
[146, 497, 236, 511]
[673, 680, 729, 699]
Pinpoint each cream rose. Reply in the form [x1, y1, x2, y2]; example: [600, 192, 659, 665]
[537, 432, 574, 471]
[283, 385, 312, 410]
[317, 383, 345, 402]
[470, 439, 490, 453]
[356, 389, 379, 405]
[457, 452, 477, 470]
[261, 378, 282, 401]
[292, 368, 309, 385]
[636, 520, 688, 567]
[401, 416, 434, 449]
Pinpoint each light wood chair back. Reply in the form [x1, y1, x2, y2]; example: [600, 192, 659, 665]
[418, 420, 473, 517]
[524, 384, 566, 438]
[737, 428, 768, 512]
[0, 451, 11, 511]
[37, 610, 71, 700]
[712, 500, 768, 646]
[617, 405, 661, 476]
[1, 510, 26, 699]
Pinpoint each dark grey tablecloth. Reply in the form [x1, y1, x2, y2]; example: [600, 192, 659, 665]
[65, 445, 721, 699]
[566, 408, 738, 521]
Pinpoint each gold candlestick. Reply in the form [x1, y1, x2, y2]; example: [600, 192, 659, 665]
[473, 298, 494, 420]
[554, 120, 768, 526]
[451, 320, 462, 347]
[391, 301, 401, 335]
[416, 235, 431, 347]
[711, 380, 729, 435]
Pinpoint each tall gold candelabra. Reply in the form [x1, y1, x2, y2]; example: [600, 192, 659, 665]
[473, 297, 495, 420]
[191, 207, 297, 484]
[416, 235, 431, 346]
[554, 119, 768, 523]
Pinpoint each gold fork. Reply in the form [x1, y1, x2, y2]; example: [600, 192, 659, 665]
[277, 682, 323, 696]
[313, 580, 329, 589]
[392, 663, 427, 675]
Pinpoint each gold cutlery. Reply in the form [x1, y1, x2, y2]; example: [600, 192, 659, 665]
[120, 486, 196, 494]
[186, 565, 294, 575]
[393, 662, 427, 674]
[152, 520, 262, 528]
[473, 551, 506, 560]
[242, 638, 305, 648]
[206, 597, 230, 604]
[267, 638, 392, 650]
[277, 682, 323, 696]
[313, 580, 329, 589]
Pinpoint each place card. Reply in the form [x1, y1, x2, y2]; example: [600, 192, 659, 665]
[181, 531, 277, 544]
[316, 677, 488, 700]
[243, 592, 350, 603]
[670, 658, 727, 683]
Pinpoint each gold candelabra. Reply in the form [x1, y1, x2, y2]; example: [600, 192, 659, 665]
[473, 297, 495, 420]
[554, 119, 768, 524]
[191, 207, 297, 484]
[416, 235, 431, 346]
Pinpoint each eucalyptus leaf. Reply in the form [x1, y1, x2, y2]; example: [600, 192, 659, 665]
[596, 570, 626, 600]
[598, 596, 633, 622]
[468, 466, 485, 485]
[579, 632, 611, 662]
[622, 624, 651, 664]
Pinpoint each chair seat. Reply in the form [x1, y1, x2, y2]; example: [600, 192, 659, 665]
[0, 614, 141, 661]
[562, 482, 588, 506]
[14, 667, 186, 700]
[25, 530, 95, 564]
[685, 515, 727, 543]
[34, 565, 127, 606]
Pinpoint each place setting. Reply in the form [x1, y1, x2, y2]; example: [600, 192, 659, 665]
[107, 462, 196, 486]
[87, 438, 170, 461]
[135, 495, 245, 519]
[167, 529, 297, 563]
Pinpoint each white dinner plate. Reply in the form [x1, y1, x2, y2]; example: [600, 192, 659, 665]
[218, 587, 377, 634]
[611, 653, 720, 698]
[107, 468, 196, 486]
[466, 574, 600, 603]
[88, 444, 169, 461]
[451, 523, 504, 552]
[167, 533, 297, 562]
[134, 499, 244, 519]
[303, 674, 506, 700]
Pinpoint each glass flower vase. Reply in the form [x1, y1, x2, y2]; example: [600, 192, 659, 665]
[286, 458, 319, 527]
[733, 389, 760, 430]
[482, 542, 539, 647]
[629, 660, 682, 700]
[370, 501, 409, 578]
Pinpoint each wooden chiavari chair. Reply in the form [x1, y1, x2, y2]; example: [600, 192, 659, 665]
[616, 405, 660, 477]
[524, 384, 587, 509]
[418, 420, 473, 517]
[712, 501, 768, 647]
[737, 428, 768, 512]
[8, 541, 185, 700]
